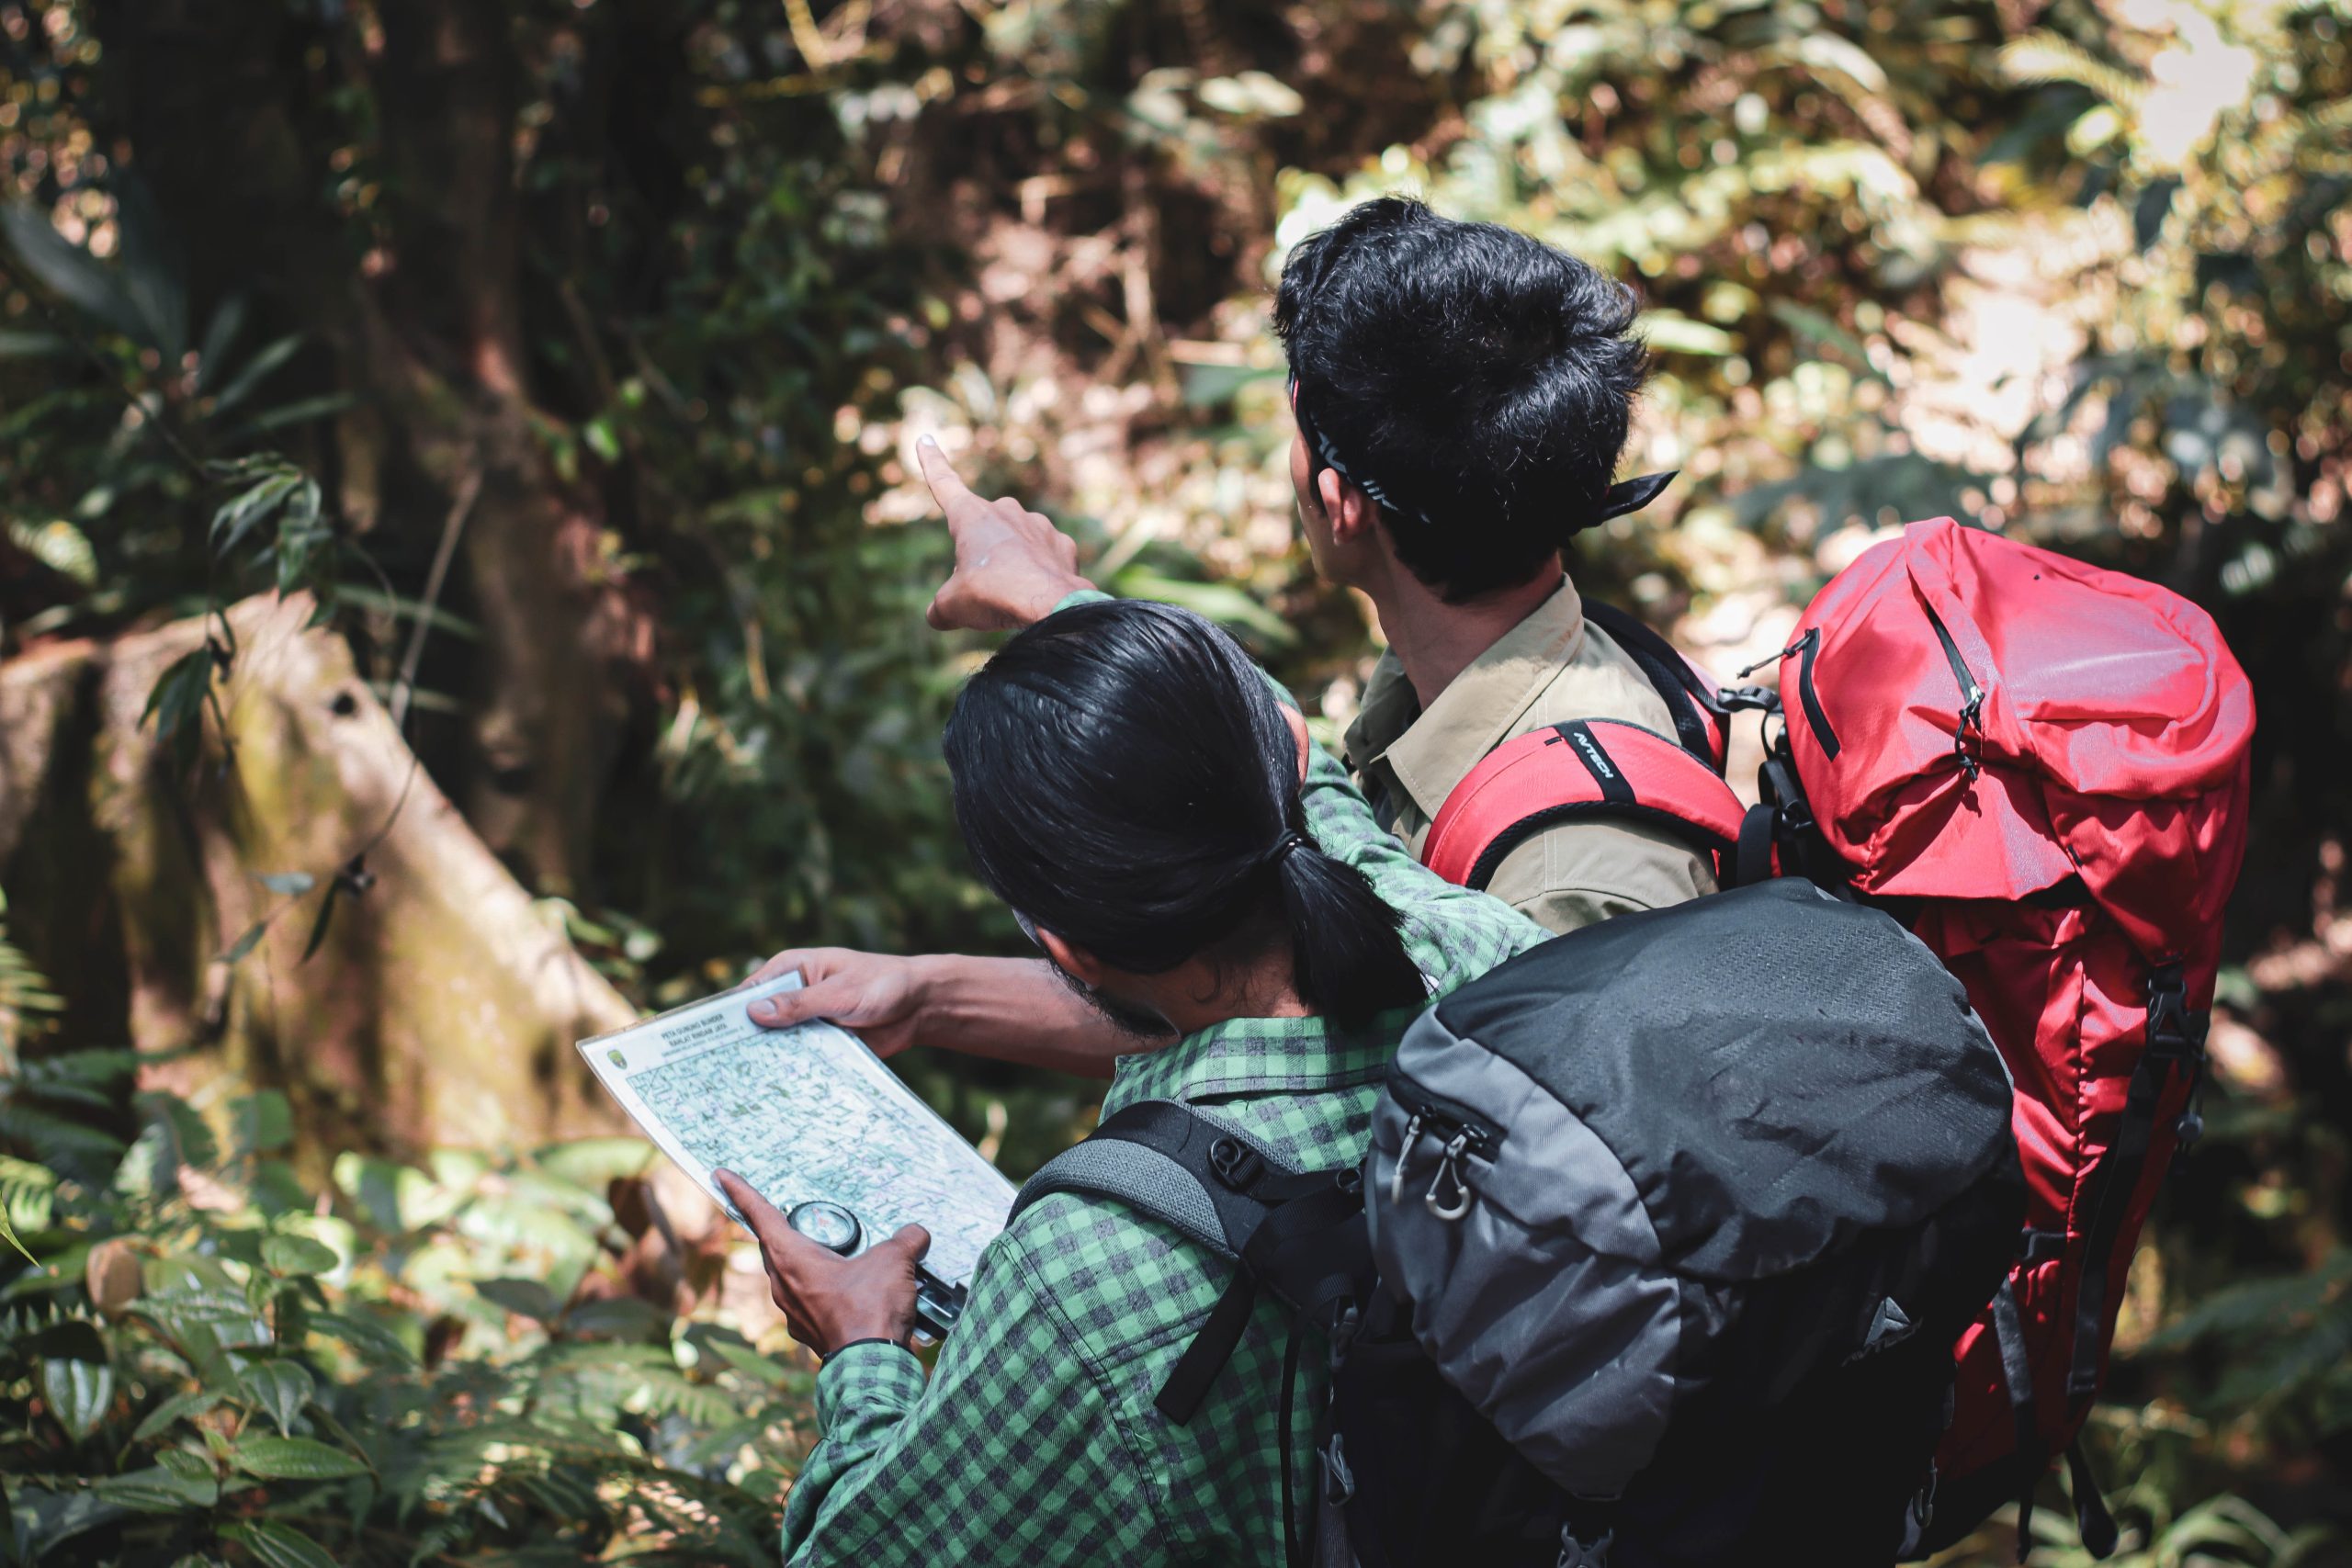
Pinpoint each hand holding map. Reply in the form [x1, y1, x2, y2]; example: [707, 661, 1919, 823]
[577, 973, 1018, 1334]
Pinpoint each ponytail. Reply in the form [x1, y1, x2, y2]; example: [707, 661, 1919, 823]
[1265, 833, 1427, 1031]
[944, 597, 1429, 1029]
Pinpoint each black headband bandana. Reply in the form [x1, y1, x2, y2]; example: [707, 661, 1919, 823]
[1290, 375, 1677, 538]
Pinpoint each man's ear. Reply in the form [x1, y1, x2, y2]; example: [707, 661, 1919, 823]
[1318, 469, 1378, 547]
[1035, 926, 1110, 988]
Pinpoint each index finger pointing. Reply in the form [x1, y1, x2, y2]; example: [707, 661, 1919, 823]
[915, 437, 978, 513]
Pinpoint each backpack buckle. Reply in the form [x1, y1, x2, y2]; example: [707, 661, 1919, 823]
[1207, 1135, 1266, 1193]
[1319, 1433, 1356, 1506]
[2144, 964, 2208, 1062]
[1558, 1526, 1615, 1568]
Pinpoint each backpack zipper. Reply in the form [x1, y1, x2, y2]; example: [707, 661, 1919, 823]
[1794, 626, 1840, 760]
[1742, 626, 1841, 759]
[1385, 1079, 1501, 1220]
[1921, 602, 1986, 781]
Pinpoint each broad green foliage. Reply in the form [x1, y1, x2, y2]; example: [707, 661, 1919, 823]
[1, 1024, 810, 1565]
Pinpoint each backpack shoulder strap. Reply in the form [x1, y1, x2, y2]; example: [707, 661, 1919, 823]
[1423, 718, 1755, 892]
[1012, 1100, 1367, 1432]
[1581, 601, 1730, 773]
[1011, 1098, 1290, 1261]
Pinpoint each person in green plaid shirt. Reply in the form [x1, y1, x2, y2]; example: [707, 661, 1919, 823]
[716, 446, 1545, 1566]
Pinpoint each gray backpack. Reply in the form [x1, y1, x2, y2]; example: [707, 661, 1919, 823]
[1014, 880, 2023, 1568]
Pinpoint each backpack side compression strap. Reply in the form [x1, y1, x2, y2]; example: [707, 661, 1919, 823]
[1423, 719, 1750, 893]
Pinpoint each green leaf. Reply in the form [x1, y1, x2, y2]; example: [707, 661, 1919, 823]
[222, 391, 356, 440]
[259, 1234, 338, 1278]
[134, 1091, 220, 1178]
[1634, 309, 1737, 356]
[95, 1455, 217, 1512]
[208, 333, 302, 418]
[0, 328, 69, 356]
[131, 1388, 222, 1443]
[583, 413, 622, 463]
[141, 645, 217, 749]
[1180, 361, 1281, 408]
[308, 1309, 416, 1368]
[209, 470, 299, 556]
[561, 1296, 667, 1341]
[708, 1338, 798, 1386]
[110, 176, 190, 360]
[235, 1359, 314, 1437]
[475, 1277, 562, 1321]
[35, 1319, 114, 1441]
[0, 204, 147, 344]
[217, 1520, 338, 1568]
[227, 1434, 367, 1481]
[1108, 569, 1298, 648]
[1768, 299, 1880, 375]
[196, 293, 248, 389]
[232, 1091, 294, 1156]
[0, 1202, 34, 1266]
[219, 921, 269, 966]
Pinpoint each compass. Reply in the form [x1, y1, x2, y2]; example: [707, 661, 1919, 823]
[786, 1200, 863, 1256]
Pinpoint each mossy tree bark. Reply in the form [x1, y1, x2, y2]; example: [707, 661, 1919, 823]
[1, 592, 630, 1158]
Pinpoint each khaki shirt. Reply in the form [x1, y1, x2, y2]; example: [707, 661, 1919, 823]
[1342, 580, 1717, 936]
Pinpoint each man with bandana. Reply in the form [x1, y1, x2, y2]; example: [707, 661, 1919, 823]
[1273, 196, 1714, 934]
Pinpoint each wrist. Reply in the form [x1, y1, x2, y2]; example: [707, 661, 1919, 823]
[902, 953, 950, 1029]
[1023, 571, 1095, 624]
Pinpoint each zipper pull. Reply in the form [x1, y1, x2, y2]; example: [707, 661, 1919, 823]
[1735, 636, 1807, 679]
[1953, 692, 1984, 781]
[1387, 1111, 1426, 1209]
[1425, 1130, 1475, 1221]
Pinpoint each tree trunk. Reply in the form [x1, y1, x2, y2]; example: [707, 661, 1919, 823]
[94, 0, 659, 899]
[0, 592, 631, 1158]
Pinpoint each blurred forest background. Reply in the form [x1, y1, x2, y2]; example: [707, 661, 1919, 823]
[0, 0, 2346, 1563]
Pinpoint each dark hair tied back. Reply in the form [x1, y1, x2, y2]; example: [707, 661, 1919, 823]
[944, 599, 1428, 1032]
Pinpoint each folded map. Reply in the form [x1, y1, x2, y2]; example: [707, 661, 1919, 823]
[577, 973, 1016, 1291]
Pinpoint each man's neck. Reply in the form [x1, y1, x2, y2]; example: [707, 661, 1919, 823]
[1146, 944, 1313, 1036]
[1364, 559, 1564, 709]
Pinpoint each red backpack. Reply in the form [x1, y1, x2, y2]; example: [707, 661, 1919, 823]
[1421, 518, 2254, 1558]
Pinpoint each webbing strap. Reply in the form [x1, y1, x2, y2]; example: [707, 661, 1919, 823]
[1159, 1269, 1259, 1424]
[1992, 1278, 2041, 1562]
[1582, 601, 1728, 773]
[2064, 1438, 2120, 1559]
[2067, 964, 2207, 1399]
[1735, 801, 1779, 890]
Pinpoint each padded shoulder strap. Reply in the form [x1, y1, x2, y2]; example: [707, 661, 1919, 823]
[1423, 718, 1750, 892]
[1012, 1100, 1363, 1435]
[1582, 601, 1729, 773]
[1010, 1099, 1295, 1262]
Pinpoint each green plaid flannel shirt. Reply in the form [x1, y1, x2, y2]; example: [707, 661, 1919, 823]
[779, 627, 1545, 1566]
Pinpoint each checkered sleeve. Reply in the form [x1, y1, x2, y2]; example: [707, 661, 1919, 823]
[779, 1228, 1166, 1567]
[1295, 739, 1547, 987]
